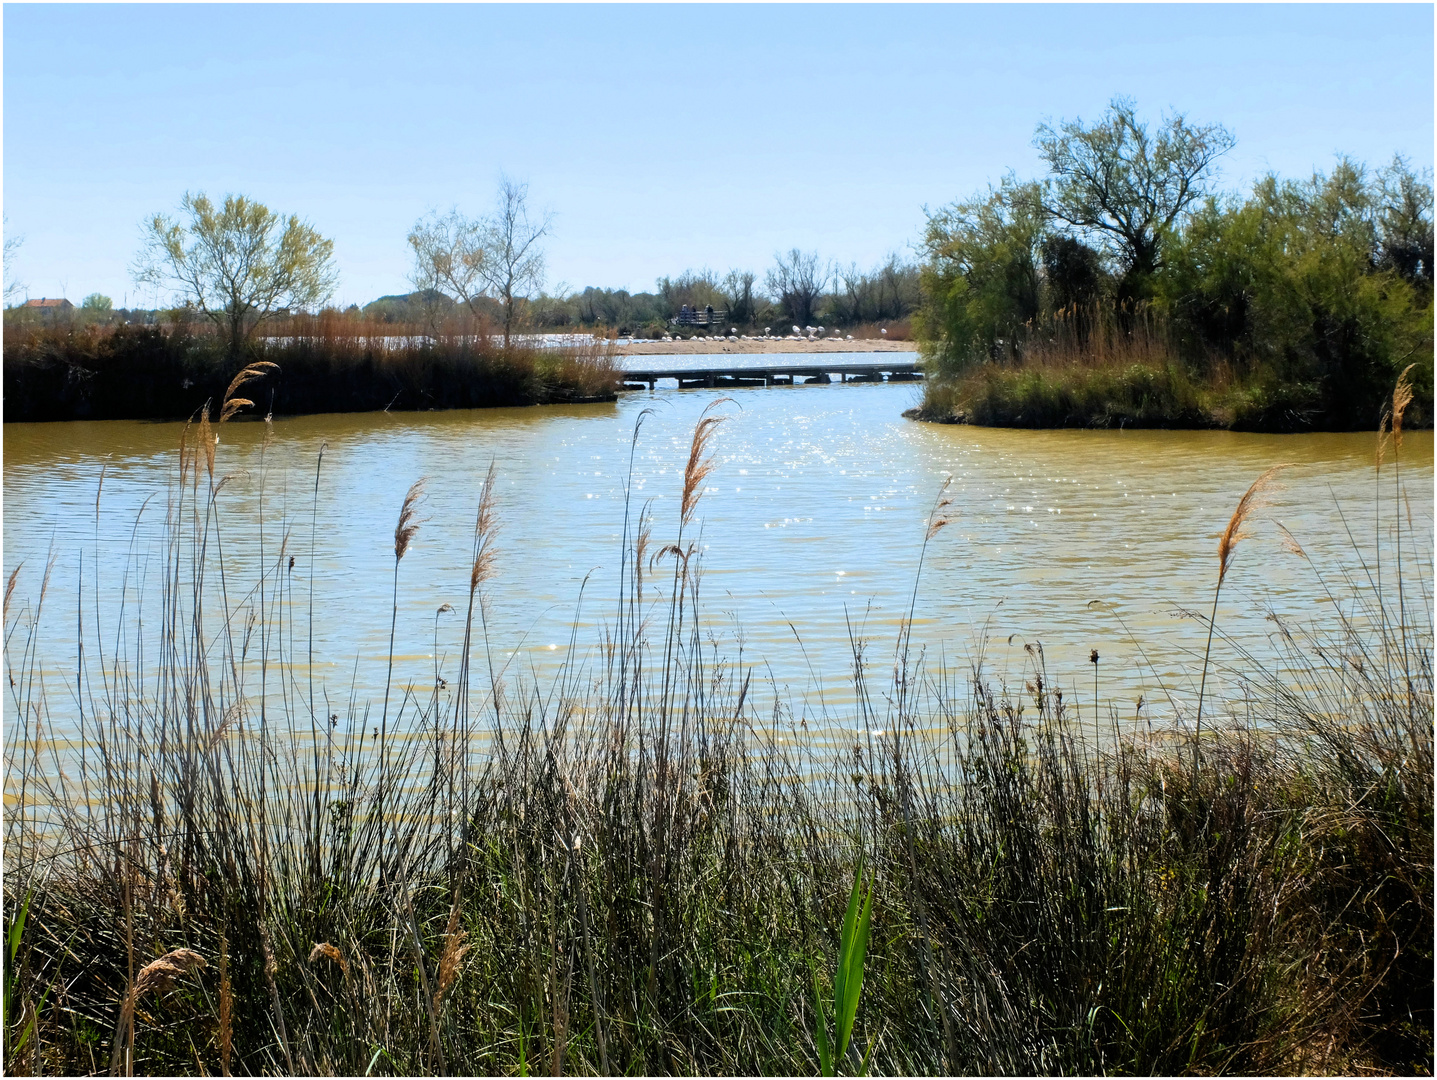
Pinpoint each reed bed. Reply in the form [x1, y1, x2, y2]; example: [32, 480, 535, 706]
[2, 375, 1431, 1076]
[2, 316, 621, 423]
[916, 303, 1431, 431]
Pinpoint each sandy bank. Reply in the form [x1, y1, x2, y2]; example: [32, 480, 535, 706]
[617, 336, 915, 357]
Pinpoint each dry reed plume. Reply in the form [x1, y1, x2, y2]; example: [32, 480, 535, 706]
[395, 478, 427, 562]
[110, 950, 207, 1074]
[1197, 462, 1296, 785]
[307, 942, 348, 975]
[1217, 464, 1295, 585]
[680, 398, 731, 528]
[1393, 363, 1415, 450]
[218, 361, 279, 423]
[470, 463, 499, 592]
[433, 902, 471, 1010]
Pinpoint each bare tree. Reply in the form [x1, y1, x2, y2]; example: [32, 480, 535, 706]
[484, 177, 552, 347]
[1034, 97, 1234, 299]
[133, 193, 337, 359]
[408, 208, 489, 332]
[4, 216, 26, 305]
[765, 249, 826, 326]
[720, 269, 756, 325]
[409, 177, 552, 348]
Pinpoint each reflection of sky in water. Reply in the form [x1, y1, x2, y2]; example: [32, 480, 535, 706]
[5, 386, 1432, 740]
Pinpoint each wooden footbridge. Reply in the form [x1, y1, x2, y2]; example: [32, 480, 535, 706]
[622, 359, 923, 391]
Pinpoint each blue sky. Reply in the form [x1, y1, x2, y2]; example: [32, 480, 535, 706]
[4, 3, 1433, 308]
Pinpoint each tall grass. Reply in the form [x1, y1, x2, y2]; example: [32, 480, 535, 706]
[2, 314, 621, 423]
[916, 302, 1432, 431]
[3, 374, 1431, 1075]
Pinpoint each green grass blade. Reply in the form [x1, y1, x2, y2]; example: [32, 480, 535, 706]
[6, 893, 29, 968]
[858, 1030, 878, 1077]
[839, 873, 867, 1057]
[833, 857, 863, 1044]
[813, 967, 833, 1077]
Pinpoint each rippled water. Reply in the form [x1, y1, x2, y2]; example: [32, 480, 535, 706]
[5, 371, 1431, 738]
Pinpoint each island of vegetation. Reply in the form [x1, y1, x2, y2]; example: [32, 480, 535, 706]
[909, 99, 1434, 432]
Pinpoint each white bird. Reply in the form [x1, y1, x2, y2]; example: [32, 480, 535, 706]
[792, 325, 801, 335]
[765, 327, 772, 335]
[880, 327, 887, 335]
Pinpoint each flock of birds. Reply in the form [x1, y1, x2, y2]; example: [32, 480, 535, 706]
[657, 324, 887, 344]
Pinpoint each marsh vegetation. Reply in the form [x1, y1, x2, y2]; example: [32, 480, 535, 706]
[915, 101, 1434, 432]
[3, 366, 1431, 1075]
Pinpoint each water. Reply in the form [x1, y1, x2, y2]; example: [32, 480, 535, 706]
[4, 376, 1431, 738]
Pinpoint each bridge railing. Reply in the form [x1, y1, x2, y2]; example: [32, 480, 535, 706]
[669, 308, 729, 327]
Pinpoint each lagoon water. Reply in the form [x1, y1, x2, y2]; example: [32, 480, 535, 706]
[4, 359, 1432, 738]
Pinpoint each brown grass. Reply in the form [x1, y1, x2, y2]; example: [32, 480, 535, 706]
[219, 936, 232, 1076]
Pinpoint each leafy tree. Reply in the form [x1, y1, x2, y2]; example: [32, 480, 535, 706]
[133, 193, 337, 360]
[918, 179, 1046, 374]
[81, 293, 113, 311]
[656, 269, 725, 318]
[1375, 155, 1434, 288]
[1040, 236, 1106, 312]
[1160, 158, 1432, 425]
[1035, 97, 1234, 302]
[766, 249, 826, 327]
[409, 176, 552, 348]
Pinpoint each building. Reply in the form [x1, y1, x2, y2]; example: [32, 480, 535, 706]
[22, 297, 74, 320]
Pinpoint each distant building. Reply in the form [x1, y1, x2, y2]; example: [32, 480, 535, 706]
[22, 297, 74, 319]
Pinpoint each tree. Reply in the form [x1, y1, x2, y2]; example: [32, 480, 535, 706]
[1040, 235, 1103, 315]
[720, 269, 757, 325]
[409, 176, 552, 349]
[1375, 155, 1434, 288]
[656, 269, 724, 318]
[1034, 98, 1234, 302]
[765, 249, 826, 326]
[3, 216, 24, 305]
[133, 193, 336, 360]
[919, 179, 1046, 373]
[485, 177, 552, 348]
[407, 209, 489, 331]
[81, 293, 113, 311]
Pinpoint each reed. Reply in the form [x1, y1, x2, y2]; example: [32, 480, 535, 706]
[2, 373, 1431, 1076]
[917, 302, 1432, 432]
[1193, 463, 1293, 787]
[1, 317, 622, 423]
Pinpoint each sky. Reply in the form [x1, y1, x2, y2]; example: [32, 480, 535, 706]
[3, 3, 1433, 309]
